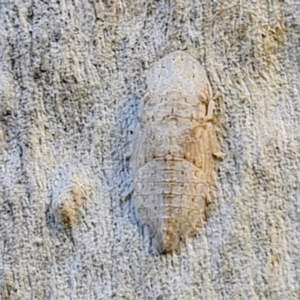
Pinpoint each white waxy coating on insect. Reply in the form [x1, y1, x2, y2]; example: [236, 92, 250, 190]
[133, 51, 223, 254]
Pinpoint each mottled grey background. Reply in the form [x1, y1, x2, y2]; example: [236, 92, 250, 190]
[0, 1, 299, 299]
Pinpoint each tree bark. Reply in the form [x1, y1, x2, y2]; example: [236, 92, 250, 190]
[0, 1, 299, 299]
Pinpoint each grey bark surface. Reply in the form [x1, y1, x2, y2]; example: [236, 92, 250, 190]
[0, 1, 299, 299]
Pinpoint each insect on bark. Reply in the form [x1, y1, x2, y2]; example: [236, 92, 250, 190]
[132, 51, 224, 254]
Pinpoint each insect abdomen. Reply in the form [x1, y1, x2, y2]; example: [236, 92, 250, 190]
[134, 159, 209, 253]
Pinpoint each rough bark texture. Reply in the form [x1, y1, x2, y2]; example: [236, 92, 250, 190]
[0, 1, 299, 299]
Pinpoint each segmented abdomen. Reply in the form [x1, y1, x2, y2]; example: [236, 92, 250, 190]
[134, 159, 209, 253]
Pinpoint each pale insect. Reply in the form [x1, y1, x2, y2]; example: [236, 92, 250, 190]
[132, 51, 224, 254]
